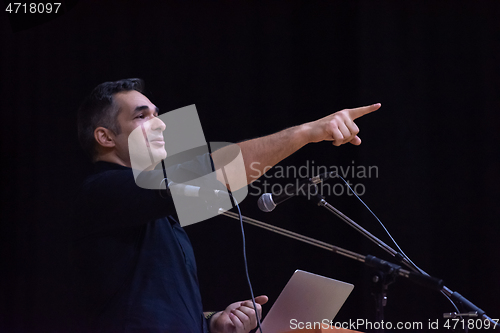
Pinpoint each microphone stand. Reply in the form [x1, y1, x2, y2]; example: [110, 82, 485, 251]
[313, 192, 414, 327]
[219, 210, 442, 288]
[219, 195, 500, 332]
[311, 192, 500, 332]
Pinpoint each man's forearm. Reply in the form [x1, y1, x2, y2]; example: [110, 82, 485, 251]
[211, 124, 310, 190]
[237, 124, 310, 184]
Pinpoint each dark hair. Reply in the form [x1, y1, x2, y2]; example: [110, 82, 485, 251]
[77, 78, 145, 161]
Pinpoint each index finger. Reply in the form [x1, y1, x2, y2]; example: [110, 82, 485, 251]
[347, 103, 381, 120]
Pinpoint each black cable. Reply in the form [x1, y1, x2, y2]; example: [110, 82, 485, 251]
[161, 151, 263, 331]
[233, 197, 264, 333]
[216, 159, 263, 332]
[334, 174, 461, 315]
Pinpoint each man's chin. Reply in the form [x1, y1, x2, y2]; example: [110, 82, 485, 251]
[154, 149, 167, 161]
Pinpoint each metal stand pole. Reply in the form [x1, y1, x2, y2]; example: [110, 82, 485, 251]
[220, 190, 500, 331]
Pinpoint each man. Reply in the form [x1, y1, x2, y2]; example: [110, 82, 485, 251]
[74, 78, 380, 333]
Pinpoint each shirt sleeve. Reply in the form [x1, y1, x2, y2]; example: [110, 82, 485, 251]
[75, 153, 218, 235]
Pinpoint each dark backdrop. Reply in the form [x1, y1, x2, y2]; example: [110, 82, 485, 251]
[1, 1, 499, 332]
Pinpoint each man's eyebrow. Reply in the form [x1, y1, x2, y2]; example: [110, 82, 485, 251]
[133, 105, 149, 113]
[132, 106, 160, 114]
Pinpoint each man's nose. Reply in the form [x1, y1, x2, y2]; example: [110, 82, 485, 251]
[151, 117, 166, 132]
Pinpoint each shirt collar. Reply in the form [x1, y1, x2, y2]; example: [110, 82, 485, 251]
[93, 161, 131, 173]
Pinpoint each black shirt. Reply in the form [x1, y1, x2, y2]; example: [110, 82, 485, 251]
[72, 157, 213, 333]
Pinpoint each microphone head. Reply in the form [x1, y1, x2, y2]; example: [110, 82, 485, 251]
[257, 193, 276, 212]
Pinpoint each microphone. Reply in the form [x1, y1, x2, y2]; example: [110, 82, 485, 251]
[257, 171, 336, 212]
[160, 179, 229, 200]
[169, 182, 229, 199]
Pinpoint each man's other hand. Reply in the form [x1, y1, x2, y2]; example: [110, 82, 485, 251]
[210, 295, 269, 333]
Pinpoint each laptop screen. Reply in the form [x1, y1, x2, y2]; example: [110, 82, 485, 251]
[260, 270, 354, 333]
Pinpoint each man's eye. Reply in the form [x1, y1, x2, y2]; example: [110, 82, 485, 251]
[135, 114, 145, 119]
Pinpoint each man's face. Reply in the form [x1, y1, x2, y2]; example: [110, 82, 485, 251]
[112, 90, 166, 169]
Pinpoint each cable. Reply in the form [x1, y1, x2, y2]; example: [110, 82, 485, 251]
[233, 197, 264, 333]
[161, 151, 263, 331]
[216, 159, 262, 332]
[335, 175, 423, 273]
[334, 174, 461, 315]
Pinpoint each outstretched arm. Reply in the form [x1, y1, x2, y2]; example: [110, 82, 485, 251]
[212, 103, 380, 188]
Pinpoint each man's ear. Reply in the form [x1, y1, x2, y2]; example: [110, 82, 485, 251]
[94, 127, 116, 149]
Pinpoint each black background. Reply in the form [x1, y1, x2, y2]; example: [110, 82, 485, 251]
[1, 1, 499, 332]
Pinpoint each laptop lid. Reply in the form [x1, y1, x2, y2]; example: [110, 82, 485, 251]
[260, 269, 354, 333]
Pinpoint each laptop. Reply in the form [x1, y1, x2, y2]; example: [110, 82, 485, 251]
[260, 270, 354, 333]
